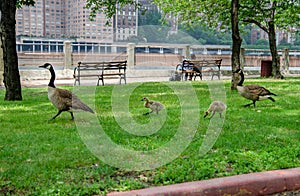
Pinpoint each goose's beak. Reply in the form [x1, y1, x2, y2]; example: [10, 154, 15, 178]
[203, 111, 209, 118]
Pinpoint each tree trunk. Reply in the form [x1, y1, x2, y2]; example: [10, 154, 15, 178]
[0, 37, 3, 86]
[230, 0, 242, 90]
[0, 0, 22, 100]
[268, 21, 283, 79]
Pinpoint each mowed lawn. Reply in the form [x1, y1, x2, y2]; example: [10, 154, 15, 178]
[0, 78, 299, 195]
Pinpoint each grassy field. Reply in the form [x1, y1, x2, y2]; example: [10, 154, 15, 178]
[0, 78, 299, 195]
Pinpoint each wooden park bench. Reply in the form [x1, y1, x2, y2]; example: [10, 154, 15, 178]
[73, 61, 127, 86]
[175, 59, 222, 80]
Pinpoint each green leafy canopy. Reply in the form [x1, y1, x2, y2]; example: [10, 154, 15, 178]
[16, 0, 35, 8]
[153, 0, 299, 32]
[85, 0, 139, 23]
[240, 0, 300, 31]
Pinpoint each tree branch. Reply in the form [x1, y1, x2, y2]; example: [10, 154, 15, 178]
[242, 18, 268, 33]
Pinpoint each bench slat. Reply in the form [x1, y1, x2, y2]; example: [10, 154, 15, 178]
[74, 61, 127, 86]
[176, 59, 222, 81]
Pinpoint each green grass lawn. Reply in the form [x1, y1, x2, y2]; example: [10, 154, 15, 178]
[0, 78, 300, 195]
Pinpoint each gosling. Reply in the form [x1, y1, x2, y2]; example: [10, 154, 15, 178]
[141, 97, 164, 115]
[204, 101, 227, 118]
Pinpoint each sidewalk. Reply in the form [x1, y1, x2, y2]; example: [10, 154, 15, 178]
[20, 76, 172, 88]
[17, 67, 300, 88]
[107, 167, 300, 196]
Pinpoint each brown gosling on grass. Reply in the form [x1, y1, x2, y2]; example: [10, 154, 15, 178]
[39, 63, 94, 120]
[234, 69, 277, 107]
[204, 101, 227, 118]
[141, 97, 164, 115]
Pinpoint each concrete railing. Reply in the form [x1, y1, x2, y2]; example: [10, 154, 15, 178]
[17, 42, 299, 70]
[1, 42, 299, 84]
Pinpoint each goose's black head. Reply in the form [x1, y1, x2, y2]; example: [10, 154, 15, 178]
[233, 68, 244, 86]
[39, 63, 56, 88]
[39, 63, 53, 70]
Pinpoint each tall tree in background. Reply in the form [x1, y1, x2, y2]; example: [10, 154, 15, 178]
[230, 0, 242, 90]
[0, 0, 34, 101]
[152, 0, 241, 89]
[155, 0, 299, 80]
[153, 0, 299, 82]
[138, 9, 162, 26]
[241, 0, 300, 79]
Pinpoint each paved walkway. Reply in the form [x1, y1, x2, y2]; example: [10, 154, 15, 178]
[21, 75, 233, 88]
[107, 167, 300, 196]
[20, 76, 172, 88]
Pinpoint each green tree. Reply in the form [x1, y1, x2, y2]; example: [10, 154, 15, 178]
[255, 39, 269, 46]
[294, 32, 300, 46]
[241, 0, 299, 78]
[279, 38, 289, 46]
[180, 25, 232, 45]
[230, 0, 242, 89]
[241, 25, 252, 45]
[152, 0, 299, 80]
[138, 9, 162, 26]
[167, 32, 199, 44]
[1, 1, 20, 100]
[138, 25, 170, 43]
[0, 0, 35, 100]
[152, 0, 241, 89]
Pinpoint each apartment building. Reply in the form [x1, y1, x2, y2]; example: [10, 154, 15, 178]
[64, 0, 114, 42]
[16, 0, 46, 37]
[114, 3, 138, 41]
[16, 0, 138, 43]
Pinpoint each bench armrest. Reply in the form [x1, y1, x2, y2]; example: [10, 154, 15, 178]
[73, 66, 78, 78]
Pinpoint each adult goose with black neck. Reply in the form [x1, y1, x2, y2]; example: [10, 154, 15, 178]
[234, 68, 277, 107]
[39, 63, 94, 120]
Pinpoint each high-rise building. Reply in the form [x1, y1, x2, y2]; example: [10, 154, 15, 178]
[64, 0, 114, 42]
[16, 0, 138, 43]
[16, 0, 46, 37]
[114, 3, 138, 41]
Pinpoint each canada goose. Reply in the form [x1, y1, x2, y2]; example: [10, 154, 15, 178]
[234, 68, 276, 107]
[39, 63, 94, 120]
[141, 97, 164, 115]
[204, 101, 227, 118]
